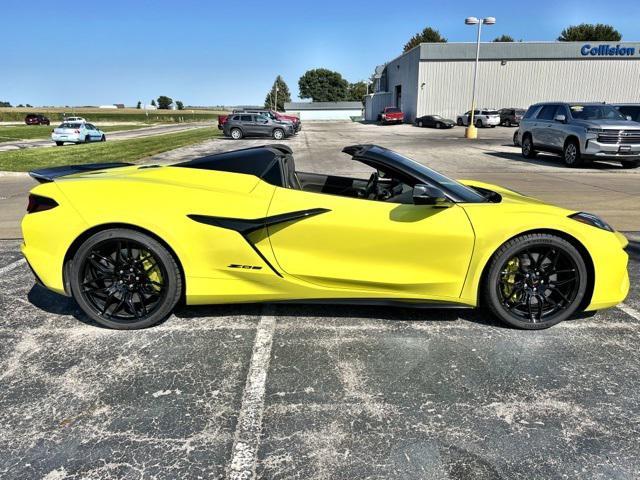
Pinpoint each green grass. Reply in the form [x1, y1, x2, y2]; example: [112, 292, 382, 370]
[0, 107, 226, 123]
[0, 124, 149, 143]
[0, 127, 221, 172]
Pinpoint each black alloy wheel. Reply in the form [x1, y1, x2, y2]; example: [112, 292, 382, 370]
[435, 122, 442, 129]
[484, 233, 588, 329]
[70, 229, 182, 329]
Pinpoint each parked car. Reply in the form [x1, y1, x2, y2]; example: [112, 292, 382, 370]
[63, 116, 86, 123]
[51, 122, 106, 146]
[379, 107, 404, 124]
[218, 110, 300, 132]
[414, 115, 455, 129]
[613, 104, 640, 122]
[517, 102, 640, 168]
[499, 108, 526, 127]
[456, 110, 500, 128]
[223, 113, 294, 140]
[24, 114, 50, 126]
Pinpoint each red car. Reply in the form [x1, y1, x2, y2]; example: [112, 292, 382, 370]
[379, 107, 404, 124]
[25, 114, 50, 126]
[218, 109, 300, 132]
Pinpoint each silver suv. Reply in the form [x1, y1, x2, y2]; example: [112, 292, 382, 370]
[518, 102, 640, 168]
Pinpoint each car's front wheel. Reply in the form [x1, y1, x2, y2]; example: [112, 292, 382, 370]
[457, 118, 463, 126]
[417, 121, 423, 127]
[101, 135, 106, 142]
[562, 139, 583, 167]
[272, 128, 285, 140]
[435, 122, 442, 129]
[621, 160, 639, 169]
[521, 135, 537, 158]
[483, 233, 588, 329]
[55, 141, 63, 146]
[69, 228, 182, 329]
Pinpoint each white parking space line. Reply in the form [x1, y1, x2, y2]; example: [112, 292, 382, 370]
[0, 258, 25, 276]
[618, 303, 640, 322]
[228, 307, 276, 480]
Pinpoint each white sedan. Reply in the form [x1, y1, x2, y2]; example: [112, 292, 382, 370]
[51, 122, 106, 146]
[456, 110, 501, 128]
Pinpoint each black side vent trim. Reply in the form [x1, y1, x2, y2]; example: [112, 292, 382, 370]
[187, 208, 331, 277]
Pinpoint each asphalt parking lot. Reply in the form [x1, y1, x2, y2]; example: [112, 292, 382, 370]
[1, 122, 640, 479]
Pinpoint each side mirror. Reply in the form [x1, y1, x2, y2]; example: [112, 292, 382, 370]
[413, 184, 447, 205]
[626, 115, 633, 121]
[554, 114, 566, 123]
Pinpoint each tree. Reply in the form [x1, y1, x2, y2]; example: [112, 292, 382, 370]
[176, 100, 184, 110]
[136, 101, 142, 109]
[0, 100, 11, 107]
[493, 35, 515, 42]
[348, 81, 368, 101]
[156, 96, 173, 109]
[403, 27, 447, 52]
[558, 23, 621, 42]
[264, 75, 292, 111]
[298, 69, 350, 102]
[150, 99, 157, 107]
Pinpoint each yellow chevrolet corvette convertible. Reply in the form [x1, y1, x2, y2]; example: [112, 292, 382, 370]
[22, 144, 629, 330]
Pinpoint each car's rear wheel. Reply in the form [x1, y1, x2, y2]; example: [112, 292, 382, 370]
[505, 119, 512, 127]
[521, 135, 537, 158]
[475, 119, 483, 128]
[101, 135, 106, 142]
[69, 229, 182, 329]
[230, 128, 243, 140]
[84, 135, 91, 143]
[272, 128, 285, 140]
[513, 130, 519, 146]
[562, 139, 583, 167]
[483, 233, 588, 329]
[457, 118, 463, 126]
[417, 121, 423, 127]
[621, 160, 639, 169]
[55, 141, 63, 146]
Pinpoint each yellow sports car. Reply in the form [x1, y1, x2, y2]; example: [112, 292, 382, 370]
[22, 144, 629, 330]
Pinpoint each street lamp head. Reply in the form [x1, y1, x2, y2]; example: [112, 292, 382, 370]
[483, 17, 496, 25]
[465, 17, 479, 25]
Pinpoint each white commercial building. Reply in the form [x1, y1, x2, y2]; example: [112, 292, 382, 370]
[285, 101, 363, 121]
[365, 41, 640, 123]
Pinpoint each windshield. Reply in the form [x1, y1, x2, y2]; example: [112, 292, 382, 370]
[59, 123, 82, 129]
[430, 115, 442, 120]
[569, 104, 625, 120]
[366, 146, 486, 203]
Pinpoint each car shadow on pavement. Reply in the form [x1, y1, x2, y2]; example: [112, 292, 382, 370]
[26, 283, 596, 330]
[485, 151, 626, 170]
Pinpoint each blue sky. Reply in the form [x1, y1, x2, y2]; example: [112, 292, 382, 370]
[3, 0, 640, 107]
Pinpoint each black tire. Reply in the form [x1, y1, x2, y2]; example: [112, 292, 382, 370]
[69, 228, 182, 329]
[513, 131, 519, 146]
[483, 233, 588, 330]
[562, 138, 583, 167]
[101, 135, 106, 142]
[55, 141, 63, 146]
[521, 134, 537, 158]
[475, 119, 483, 128]
[621, 160, 639, 169]
[417, 121, 423, 127]
[230, 128, 243, 140]
[272, 128, 285, 140]
[435, 122, 442, 129]
[505, 119, 512, 127]
[457, 118, 463, 126]
[84, 135, 91, 143]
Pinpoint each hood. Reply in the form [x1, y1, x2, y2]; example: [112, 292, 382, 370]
[459, 179, 563, 208]
[573, 119, 640, 130]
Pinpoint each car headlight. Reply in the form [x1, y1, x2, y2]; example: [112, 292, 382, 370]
[569, 212, 613, 232]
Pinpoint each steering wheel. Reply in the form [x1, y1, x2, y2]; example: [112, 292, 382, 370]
[364, 172, 379, 199]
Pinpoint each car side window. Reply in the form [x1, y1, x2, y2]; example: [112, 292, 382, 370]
[523, 105, 541, 119]
[536, 105, 557, 121]
[240, 115, 252, 122]
[256, 115, 269, 124]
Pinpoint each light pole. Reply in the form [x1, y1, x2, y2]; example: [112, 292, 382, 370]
[464, 16, 495, 139]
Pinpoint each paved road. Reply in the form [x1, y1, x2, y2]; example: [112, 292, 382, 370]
[0, 122, 211, 153]
[2, 121, 638, 239]
[0, 239, 638, 479]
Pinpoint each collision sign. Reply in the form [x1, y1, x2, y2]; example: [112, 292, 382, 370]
[581, 44, 636, 56]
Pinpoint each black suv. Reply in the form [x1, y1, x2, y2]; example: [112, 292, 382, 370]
[223, 113, 294, 140]
[25, 114, 50, 125]
[499, 108, 525, 127]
